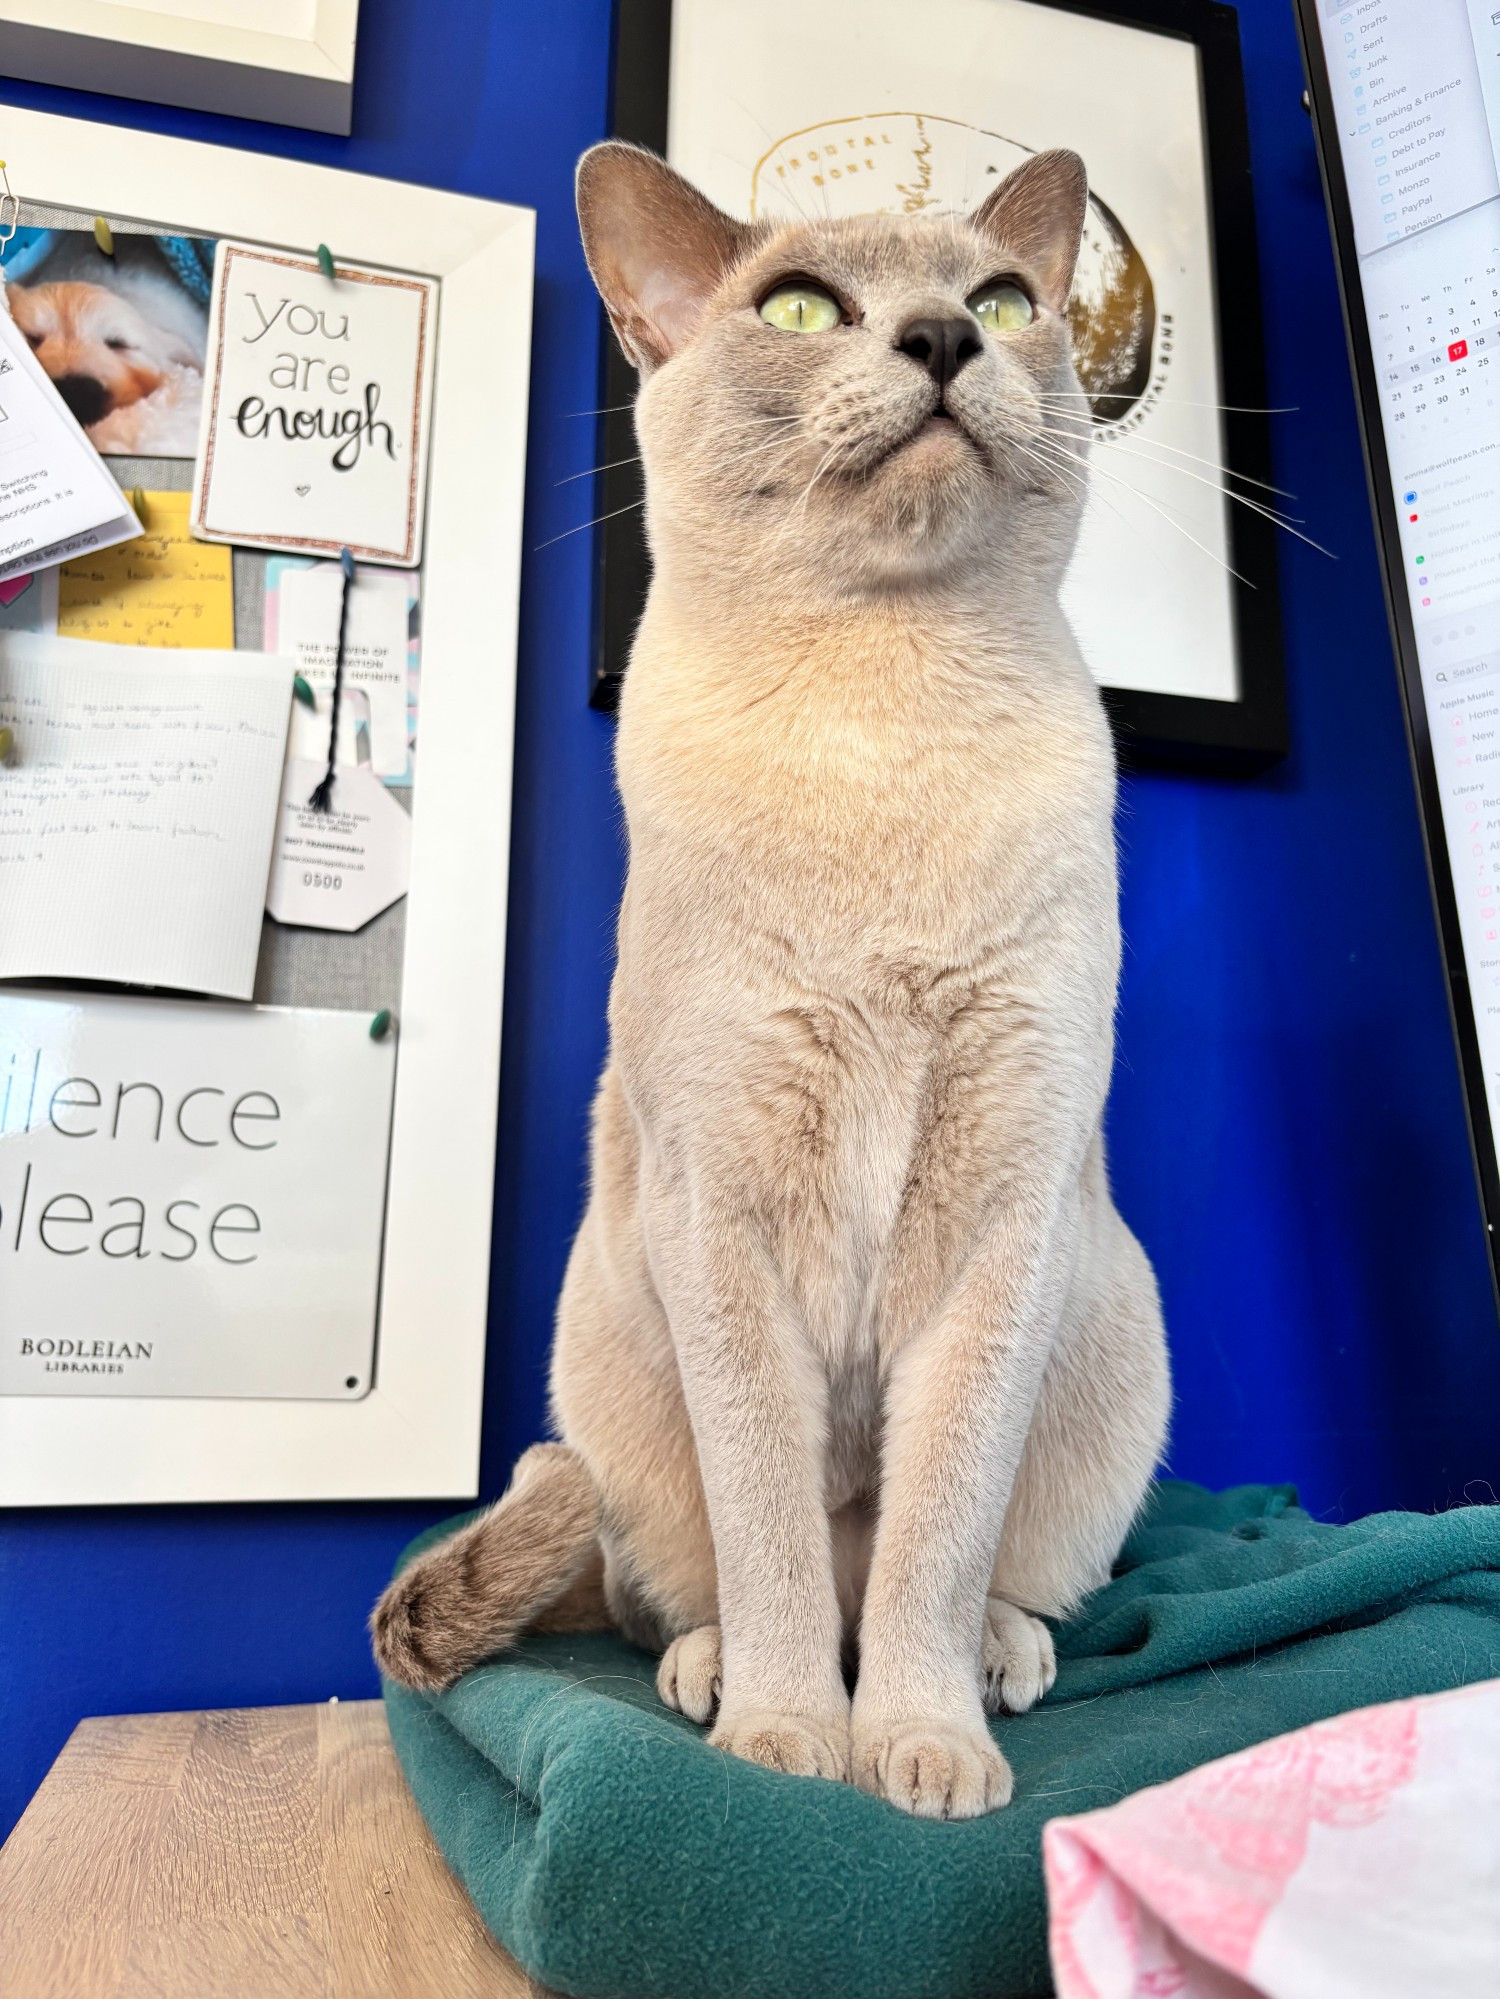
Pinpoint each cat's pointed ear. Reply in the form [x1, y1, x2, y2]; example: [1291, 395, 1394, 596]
[969, 150, 1088, 317]
[576, 142, 754, 372]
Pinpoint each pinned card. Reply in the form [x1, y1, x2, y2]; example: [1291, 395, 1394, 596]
[192, 241, 437, 567]
[265, 554, 419, 786]
[265, 759, 411, 933]
[271, 558, 410, 778]
[57, 491, 234, 648]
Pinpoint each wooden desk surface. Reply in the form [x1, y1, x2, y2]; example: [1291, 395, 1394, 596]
[0, 1700, 552, 1998]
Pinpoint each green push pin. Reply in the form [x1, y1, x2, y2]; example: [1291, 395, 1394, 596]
[369, 1008, 395, 1042]
[93, 215, 115, 257]
[0, 724, 13, 764]
[129, 486, 147, 521]
[292, 674, 316, 710]
[316, 243, 336, 281]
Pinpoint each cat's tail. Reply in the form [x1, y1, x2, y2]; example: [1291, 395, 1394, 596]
[370, 1441, 607, 1692]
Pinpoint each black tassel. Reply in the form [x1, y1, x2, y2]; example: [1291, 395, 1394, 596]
[308, 547, 356, 813]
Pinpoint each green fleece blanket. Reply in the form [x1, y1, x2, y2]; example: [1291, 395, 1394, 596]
[383, 1481, 1500, 1999]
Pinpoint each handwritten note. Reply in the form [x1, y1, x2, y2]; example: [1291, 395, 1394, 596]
[0, 633, 292, 998]
[57, 491, 234, 648]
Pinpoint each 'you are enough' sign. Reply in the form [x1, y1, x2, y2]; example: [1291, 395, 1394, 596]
[192, 241, 437, 566]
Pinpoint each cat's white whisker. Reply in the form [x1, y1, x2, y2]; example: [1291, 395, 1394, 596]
[713, 417, 807, 464]
[1014, 432, 1177, 577]
[1003, 430, 1150, 557]
[1091, 428, 1297, 502]
[1030, 427, 1193, 521]
[533, 496, 645, 552]
[1034, 400, 1300, 501]
[1001, 428, 1089, 500]
[559, 416, 803, 498]
[1040, 392, 1299, 416]
[771, 437, 849, 547]
[1046, 424, 1333, 558]
[724, 99, 820, 228]
[1097, 441, 1331, 555]
[556, 452, 643, 487]
[1030, 430, 1256, 587]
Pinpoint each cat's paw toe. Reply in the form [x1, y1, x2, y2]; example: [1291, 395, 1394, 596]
[657, 1624, 723, 1724]
[852, 1718, 1013, 1820]
[370, 1567, 457, 1693]
[710, 1707, 850, 1781]
[981, 1598, 1057, 1715]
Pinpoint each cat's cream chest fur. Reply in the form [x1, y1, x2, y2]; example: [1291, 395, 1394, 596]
[610, 589, 1121, 1488]
[616, 595, 1117, 967]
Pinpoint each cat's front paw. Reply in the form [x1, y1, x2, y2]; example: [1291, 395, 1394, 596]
[656, 1623, 722, 1724]
[851, 1717, 1013, 1819]
[710, 1705, 850, 1782]
[981, 1597, 1057, 1715]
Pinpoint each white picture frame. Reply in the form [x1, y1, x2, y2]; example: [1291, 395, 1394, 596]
[0, 105, 534, 1505]
[0, 0, 360, 135]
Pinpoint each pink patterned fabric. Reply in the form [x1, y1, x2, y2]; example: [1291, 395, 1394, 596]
[1044, 1678, 1500, 1999]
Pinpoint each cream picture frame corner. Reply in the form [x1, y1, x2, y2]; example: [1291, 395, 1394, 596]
[0, 106, 534, 1506]
[0, 0, 360, 135]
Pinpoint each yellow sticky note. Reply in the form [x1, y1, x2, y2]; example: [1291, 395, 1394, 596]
[58, 491, 235, 649]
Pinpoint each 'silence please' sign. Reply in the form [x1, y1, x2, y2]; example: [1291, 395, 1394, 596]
[0, 992, 394, 1399]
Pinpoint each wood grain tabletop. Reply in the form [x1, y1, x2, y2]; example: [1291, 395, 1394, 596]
[0, 1699, 553, 1998]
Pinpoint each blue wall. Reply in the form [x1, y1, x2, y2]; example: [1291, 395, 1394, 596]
[3, 0, 1497, 1841]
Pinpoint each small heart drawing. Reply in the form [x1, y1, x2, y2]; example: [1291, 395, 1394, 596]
[295, 483, 311, 496]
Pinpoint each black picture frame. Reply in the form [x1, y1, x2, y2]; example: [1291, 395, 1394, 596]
[1294, 0, 1500, 1312]
[590, 0, 1288, 775]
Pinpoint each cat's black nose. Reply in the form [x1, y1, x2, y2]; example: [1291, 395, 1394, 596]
[897, 316, 982, 390]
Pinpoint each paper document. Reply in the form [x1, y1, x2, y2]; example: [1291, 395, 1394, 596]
[0, 633, 292, 998]
[57, 490, 234, 648]
[0, 304, 140, 583]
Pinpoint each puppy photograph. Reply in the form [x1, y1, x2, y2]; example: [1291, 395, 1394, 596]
[4, 229, 213, 458]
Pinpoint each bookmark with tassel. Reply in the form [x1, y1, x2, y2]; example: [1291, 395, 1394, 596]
[307, 548, 355, 814]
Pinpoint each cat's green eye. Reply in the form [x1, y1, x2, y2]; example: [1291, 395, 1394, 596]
[758, 282, 842, 333]
[968, 281, 1034, 334]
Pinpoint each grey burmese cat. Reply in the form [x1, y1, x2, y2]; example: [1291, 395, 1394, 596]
[373, 140, 1169, 1820]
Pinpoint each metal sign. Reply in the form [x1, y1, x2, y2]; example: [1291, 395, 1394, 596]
[0, 991, 394, 1400]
